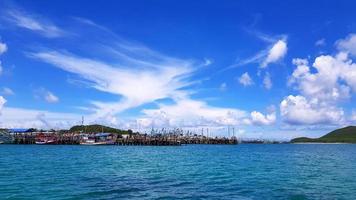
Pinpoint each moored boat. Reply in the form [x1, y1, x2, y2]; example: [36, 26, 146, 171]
[80, 133, 116, 145]
[35, 133, 57, 145]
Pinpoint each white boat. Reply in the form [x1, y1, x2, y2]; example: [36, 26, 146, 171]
[80, 133, 116, 145]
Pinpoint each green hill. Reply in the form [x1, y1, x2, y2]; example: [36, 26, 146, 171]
[69, 124, 135, 135]
[291, 126, 356, 143]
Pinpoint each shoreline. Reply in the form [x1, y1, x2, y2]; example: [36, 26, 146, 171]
[292, 142, 355, 144]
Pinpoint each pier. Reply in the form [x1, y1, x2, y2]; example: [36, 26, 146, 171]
[3, 132, 238, 146]
[0, 125, 239, 146]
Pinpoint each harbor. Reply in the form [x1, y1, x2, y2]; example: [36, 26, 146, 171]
[0, 125, 238, 146]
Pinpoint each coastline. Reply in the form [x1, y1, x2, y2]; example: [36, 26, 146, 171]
[292, 142, 355, 144]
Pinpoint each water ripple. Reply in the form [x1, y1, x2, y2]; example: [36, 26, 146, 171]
[1, 144, 356, 199]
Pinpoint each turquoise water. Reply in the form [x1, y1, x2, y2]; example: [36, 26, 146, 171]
[1, 144, 356, 200]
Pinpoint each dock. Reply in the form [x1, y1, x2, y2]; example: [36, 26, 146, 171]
[4, 132, 238, 146]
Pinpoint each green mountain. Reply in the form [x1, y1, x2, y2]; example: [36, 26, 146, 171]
[69, 124, 135, 135]
[291, 126, 356, 143]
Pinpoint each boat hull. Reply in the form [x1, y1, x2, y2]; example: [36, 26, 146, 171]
[35, 140, 56, 145]
[80, 141, 116, 145]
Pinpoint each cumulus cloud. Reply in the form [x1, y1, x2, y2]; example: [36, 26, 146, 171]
[283, 34, 356, 126]
[3, 8, 66, 38]
[238, 72, 254, 86]
[289, 53, 356, 102]
[250, 110, 276, 125]
[263, 72, 272, 89]
[336, 33, 356, 56]
[280, 95, 344, 125]
[261, 40, 288, 68]
[137, 97, 278, 130]
[0, 41, 7, 55]
[139, 97, 248, 128]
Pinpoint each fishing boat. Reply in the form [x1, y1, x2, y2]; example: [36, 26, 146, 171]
[80, 133, 116, 145]
[35, 133, 56, 144]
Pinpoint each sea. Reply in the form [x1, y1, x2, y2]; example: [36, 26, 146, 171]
[1, 144, 356, 200]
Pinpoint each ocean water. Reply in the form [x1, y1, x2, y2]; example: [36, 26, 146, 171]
[1, 144, 356, 200]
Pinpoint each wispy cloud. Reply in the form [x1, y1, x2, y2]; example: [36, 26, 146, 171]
[29, 46, 196, 118]
[263, 72, 272, 90]
[1, 87, 15, 96]
[2, 8, 66, 38]
[0, 40, 7, 76]
[315, 38, 326, 47]
[261, 39, 287, 68]
[1, 14, 281, 131]
[219, 82, 227, 91]
[34, 88, 60, 103]
[225, 33, 287, 70]
[44, 91, 59, 103]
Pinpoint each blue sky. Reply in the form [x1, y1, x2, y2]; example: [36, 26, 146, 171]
[0, 0, 355, 140]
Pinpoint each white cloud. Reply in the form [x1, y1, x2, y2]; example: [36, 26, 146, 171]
[1, 87, 14, 96]
[0, 42, 7, 55]
[24, 18, 280, 131]
[30, 43, 195, 118]
[0, 96, 6, 113]
[0, 107, 82, 129]
[250, 110, 276, 125]
[284, 34, 356, 126]
[224, 35, 287, 71]
[289, 53, 356, 102]
[263, 72, 272, 89]
[292, 58, 308, 66]
[280, 95, 344, 125]
[238, 72, 254, 86]
[351, 110, 356, 122]
[315, 38, 326, 47]
[44, 91, 59, 103]
[261, 40, 288, 68]
[139, 97, 248, 128]
[336, 33, 356, 56]
[4, 9, 65, 38]
[219, 82, 227, 91]
[34, 88, 60, 103]
[137, 97, 278, 130]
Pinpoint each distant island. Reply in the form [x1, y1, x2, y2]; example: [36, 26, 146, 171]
[291, 126, 356, 143]
[69, 124, 136, 135]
